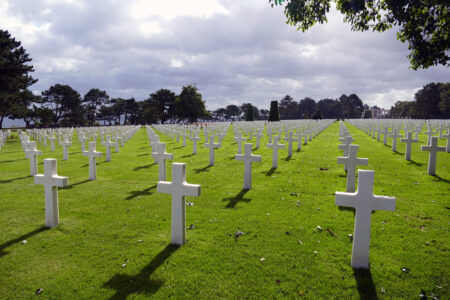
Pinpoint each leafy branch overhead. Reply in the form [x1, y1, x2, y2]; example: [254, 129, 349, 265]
[270, 0, 450, 70]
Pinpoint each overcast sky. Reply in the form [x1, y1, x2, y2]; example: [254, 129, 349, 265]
[1, 0, 449, 112]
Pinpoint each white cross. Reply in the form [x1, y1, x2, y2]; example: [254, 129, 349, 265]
[400, 131, 419, 161]
[442, 129, 450, 153]
[235, 143, 261, 189]
[424, 127, 437, 145]
[34, 159, 68, 228]
[83, 142, 102, 180]
[190, 133, 202, 154]
[266, 136, 285, 169]
[234, 132, 247, 154]
[381, 127, 390, 145]
[337, 144, 368, 192]
[48, 134, 56, 152]
[113, 135, 120, 153]
[26, 141, 42, 176]
[255, 129, 263, 149]
[335, 170, 395, 269]
[151, 142, 173, 181]
[284, 131, 295, 157]
[157, 163, 201, 245]
[61, 136, 72, 161]
[204, 136, 220, 166]
[103, 135, 115, 162]
[421, 136, 446, 175]
[388, 129, 402, 152]
[294, 130, 305, 150]
[338, 136, 354, 157]
[80, 132, 89, 152]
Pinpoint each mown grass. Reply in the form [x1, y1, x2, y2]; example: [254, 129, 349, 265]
[0, 121, 448, 299]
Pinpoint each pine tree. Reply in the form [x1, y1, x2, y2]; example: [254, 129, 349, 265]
[268, 100, 280, 121]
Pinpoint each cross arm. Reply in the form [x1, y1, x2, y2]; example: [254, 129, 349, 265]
[372, 195, 396, 212]
[157, 181, 173, 194]
[335, 192, 357, 208]
[183, 183, 201, 197]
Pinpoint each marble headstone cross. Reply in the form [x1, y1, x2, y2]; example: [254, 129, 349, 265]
[83, 142, 102, 180]
[388, 129, 402, 152]
[255, 129, 263, 149]
[442, 129, 450, 153]
[34, 159, 69, 228]
[235, 143, 261, 189]
[337, 144, 369, 192]
[61, 136, 72, 161]
[151, 142, 173, 181]
[204, 136, 220, 166]
[284, 131, 294, 157]
[234, 132, 247, 154]
[335, 170, 395, 269]
[157, 163, 201, 245]
[266, 136, 285, 169]
[103, 135, 115, 162]
[191, 133, 202, 154]
[381, 127, 390, 145]
[421, 136, 446, 175]
[26, 141, 42, 176]
[400, 132, 419, 161]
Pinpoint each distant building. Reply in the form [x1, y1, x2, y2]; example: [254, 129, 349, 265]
[370, 107, 389, 118]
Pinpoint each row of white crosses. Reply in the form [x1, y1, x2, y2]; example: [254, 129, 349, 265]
[0, 130, 10, 150]
[336, 122, 396, 269]
[31, 126, 141, 228]
[349, 119, 449, 175]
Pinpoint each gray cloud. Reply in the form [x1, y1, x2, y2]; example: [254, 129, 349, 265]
[1, 0, 448, 113]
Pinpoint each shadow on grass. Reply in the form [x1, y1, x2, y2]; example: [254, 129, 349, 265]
[62, 179, 91, 190]
[338, 206, 355, 215]
[137, 153, 149, 157]
[103, 244, 179, 300]
[174, 146, 184, 150]
[228, 156, 235, 160]
[223, 189, 251, 208]
[126, 185, 157, 200]
[81, 164, 89, 168]
[0, 175, 30, 184]
[181, 153, 194, 158]
[392, 151, 403, 156]
[0, 226, 48, 258]
[284, 156, 292, 161]
[406, 160, 424, 167]
[265, 168, 279, 176]
[353, 268, 378, 300]
[139, 146, 148, 149]
[134, 163, 156, 171]
[431, 174, 450, 184]
[193, 165, 212, 173]
[0, 158, 26, 164]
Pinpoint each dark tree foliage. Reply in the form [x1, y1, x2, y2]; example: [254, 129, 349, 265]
[312, 109, 323, 120]
[363, 110, 372, 118]
[245, 105, 255, 121]
[241, 103, 260, 121]
[214, 108, 227, 120]
[259, 109, 270, 120]
[41, 84, 84, 126]
[83, 88, 109, 125]
[389, 101, 416, 118]
[9, 91, 41, 128]
[414, 82, 449, 119]
[0, 30, 37, 128]
[147, 89, 177, 123]
[225, 105, 242, 119]
[340, 94, 364, 118]
[317, 98, 341, 118]
[268, 100, 280, 121]
[176, 85, 209, 122]
[298, 97, 317, 119]
[270, 0, 449, 69]
[279, 95, 298, 119]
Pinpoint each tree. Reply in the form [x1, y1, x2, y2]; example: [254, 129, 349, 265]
[279, 95, 298, 119]
[298, 97, 317, 119]
[41, 84, 84, 126]
[340, 94, 363, 118]
[414, 82, 448, 119]
[147, 89, 177, 123]
[268, 100, 280, 121]
[83, 88, 109, 125]
[363, 110, 372, 119]
[259, 109, 270, 120]
[438, 83, 450, 117]
[225, 105, 242, 119]
[9, 91, 41, 128]
[317, 98, 340, 118]
[213, 108, 227, 120]
[312, 109, 323, 120]
[270, 0, 449, 69]
[110, 98, 125, 124]
[390, 101, 415, 118]
[98, 105, 115, 125]
[124, 98, 139, 124]
[245, 105, 255, 121]
[0, 30, 38, 128]
[176, 85, 209, 122]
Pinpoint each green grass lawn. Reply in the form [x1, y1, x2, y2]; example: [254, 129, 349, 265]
[0, 121, 448, 299]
